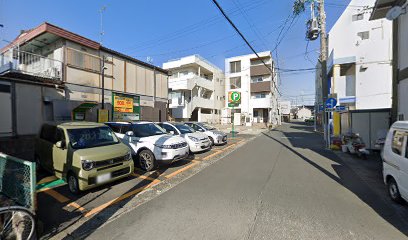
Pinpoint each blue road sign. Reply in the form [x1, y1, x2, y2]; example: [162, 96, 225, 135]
[325, 98, 337, 109]
[335, 106, 347, 112]
[319, 105, 324, 111]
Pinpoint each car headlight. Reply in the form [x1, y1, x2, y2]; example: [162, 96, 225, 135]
[81, 160, 94, 171]
[188, 136, 199, 142]
[154, 144, 173, 149]
[125, 151, 132, 161]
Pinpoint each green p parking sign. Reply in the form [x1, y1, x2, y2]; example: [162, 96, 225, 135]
[228, 91, 241, 103]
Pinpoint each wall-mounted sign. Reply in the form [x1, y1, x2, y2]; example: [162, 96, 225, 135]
[112, 93, 140, 122]
[228, 91, 241, 104]
[113, 95, 134, 113]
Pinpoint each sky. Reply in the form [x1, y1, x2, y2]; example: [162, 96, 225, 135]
[0, 0, 352, 105]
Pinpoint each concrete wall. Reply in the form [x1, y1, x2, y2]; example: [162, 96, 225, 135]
[398, 13, 408, 119]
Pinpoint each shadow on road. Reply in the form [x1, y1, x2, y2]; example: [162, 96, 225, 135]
[262, 122, 408, 237]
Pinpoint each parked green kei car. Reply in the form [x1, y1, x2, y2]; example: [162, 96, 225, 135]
[35, 122, 134, 194]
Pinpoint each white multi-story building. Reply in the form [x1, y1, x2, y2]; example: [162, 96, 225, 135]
[372, 0, 408, 122]
[163, 55, 225, 123]
[327, 0, 393, 110]
[224, 51, 279, 125]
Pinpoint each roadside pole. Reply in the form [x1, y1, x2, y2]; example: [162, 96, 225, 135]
[232, 105, 235, 138]
[319, 0, 329, 148]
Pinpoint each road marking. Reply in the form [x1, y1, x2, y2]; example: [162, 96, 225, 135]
[221, 144, 237, 152]
[202, 150, 223, 161]
[37, 176, 58, 185]
[165, 161, 199, 179]
[66, 202, 86, 212]
[132, 173, 161, 182]
[84, 179, 161, 217]
[43, 189, 70, 203]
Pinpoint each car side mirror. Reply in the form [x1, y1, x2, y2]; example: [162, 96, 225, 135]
[56, 140, 66, 149]
[126, 131, 134, 137]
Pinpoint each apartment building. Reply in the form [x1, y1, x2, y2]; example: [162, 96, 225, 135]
[224, 51, 279, 125]
[0, 22, 168, 137]
[324, 0, 393, 148]
[371, 0, 408, 122]
[163, 55, 225, 123]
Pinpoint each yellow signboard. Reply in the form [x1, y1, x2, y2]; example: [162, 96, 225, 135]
[98, 109, 109, 123]
[113, 95, 133, 113]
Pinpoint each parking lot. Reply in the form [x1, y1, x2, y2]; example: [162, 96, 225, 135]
[35, 133, 255, 239]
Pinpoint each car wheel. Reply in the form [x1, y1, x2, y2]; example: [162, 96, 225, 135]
[208, 136, 215, 146]
[388, 178, 404, 203]
[139, 150, 156, 171]
[68, 173, 80, 195]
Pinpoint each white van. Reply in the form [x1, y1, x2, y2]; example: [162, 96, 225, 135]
[382, 121, 408, 203]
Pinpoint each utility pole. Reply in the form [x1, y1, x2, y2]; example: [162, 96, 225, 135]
[293, 0, 328, 144]
[318, 0, 329, 146]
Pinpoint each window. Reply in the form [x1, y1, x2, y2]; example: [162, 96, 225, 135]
[120, 125, 132, 134]
[357, 31, 369, 40]
[252, 93, 267, 99]
[132, 123, 166, 138]
[174, 124, 194, 134]
[67, 127, 119, 149]
[392, 130, 406, 155]
[230, 77, 241, 89]
[230, 61, 241, 73]
[106, 123, 122, 133]
[66, 48, 101, 72]
[352, 13, 364, 21]
[160, 124, 179, 135]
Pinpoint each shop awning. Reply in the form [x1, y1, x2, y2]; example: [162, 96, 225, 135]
[72, 102, 98, 112]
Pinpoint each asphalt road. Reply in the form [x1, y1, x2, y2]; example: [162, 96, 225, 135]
[87, 123, 408, 240]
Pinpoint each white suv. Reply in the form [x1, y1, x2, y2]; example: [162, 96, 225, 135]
[106, 122, 189, 171]
[158, 122, 211, 153]
[185, 122, 227, 146]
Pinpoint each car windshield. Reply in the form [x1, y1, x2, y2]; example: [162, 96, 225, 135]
[175, 124, 195, 134]
[67, 126, 119, 149]
[199, 123, 216, 130]
[133, 123, 166, 137]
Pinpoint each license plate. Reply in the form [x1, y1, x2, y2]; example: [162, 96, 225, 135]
[96, 173, 111, 184]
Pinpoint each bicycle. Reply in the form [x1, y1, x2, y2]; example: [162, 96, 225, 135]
[0, 206, 35, 240]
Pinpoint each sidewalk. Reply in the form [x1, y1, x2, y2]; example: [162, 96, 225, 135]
[333, 150, 408, 225]
[214, 123, 271, 135]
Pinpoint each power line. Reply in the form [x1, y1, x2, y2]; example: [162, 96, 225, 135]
[231, 0, 269, 50]
[211, 0, 281, 96]
[124, 0, 270, 54]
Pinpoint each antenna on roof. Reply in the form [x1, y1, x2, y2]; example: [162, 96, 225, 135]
[99, 6, 107, 44]
[146, 56, 154, 64]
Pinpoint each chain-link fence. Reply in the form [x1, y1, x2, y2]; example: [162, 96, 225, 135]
[0, 153, 36, 211]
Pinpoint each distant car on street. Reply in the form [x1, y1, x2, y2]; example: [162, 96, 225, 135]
[157, 122, 211, 153]
[305, 116, 315, 123]
[106, 122, 189, 171]
[185, 122, 227, 146]
[35, 122, 134, 194]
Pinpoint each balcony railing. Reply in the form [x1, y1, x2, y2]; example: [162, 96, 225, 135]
[0, 49, 63, 81]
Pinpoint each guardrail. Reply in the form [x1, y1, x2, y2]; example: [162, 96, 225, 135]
[0, 152, 36, 211]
